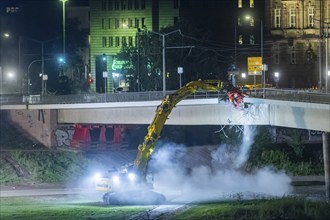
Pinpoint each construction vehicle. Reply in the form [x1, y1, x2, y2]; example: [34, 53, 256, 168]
[94, 79, 245, 205]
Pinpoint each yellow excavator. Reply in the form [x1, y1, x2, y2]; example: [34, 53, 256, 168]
[94, 79, 245, 205]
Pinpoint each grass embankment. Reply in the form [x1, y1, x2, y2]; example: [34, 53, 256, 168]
[173, 197, 330, 220]
[1, 196, 329, 220]
[0, 197, 155, 220]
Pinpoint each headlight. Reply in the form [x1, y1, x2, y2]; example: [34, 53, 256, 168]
[112, 175, 120, 183]
[128, 173, 136, 181]
[93, 172, 101, 181]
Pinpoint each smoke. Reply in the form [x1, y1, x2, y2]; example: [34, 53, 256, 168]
[150, 125, 292, 203]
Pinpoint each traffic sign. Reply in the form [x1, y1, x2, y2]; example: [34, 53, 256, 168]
[248, 57, 262, 75]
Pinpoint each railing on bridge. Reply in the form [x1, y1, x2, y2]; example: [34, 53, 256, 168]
[0, 89, 329, 105]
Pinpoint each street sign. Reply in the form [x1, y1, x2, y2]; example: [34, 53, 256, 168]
[248, 57, 262, 75]
[103, 71, 107, 78]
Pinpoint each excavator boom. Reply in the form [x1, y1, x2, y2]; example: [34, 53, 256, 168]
[133, 79, 226, 180]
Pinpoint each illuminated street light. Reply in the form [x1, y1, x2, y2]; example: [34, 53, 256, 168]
[274, 71, 279, 88]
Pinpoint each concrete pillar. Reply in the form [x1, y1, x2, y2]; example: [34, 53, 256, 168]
[323, 132, 330, 203]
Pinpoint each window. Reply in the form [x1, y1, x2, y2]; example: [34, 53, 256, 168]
[122, 18, 127, 28]
[238, 35, 243, 45]
[115, 36, 120, 47]
[173, 0, 179, 8]
[114, 0, 119, 10]
[121, 0, 126, 10]
[141, 0, 146, 9]
[108, 0, 113, 10]
[128, 18, 133, 27]
[134, 0, 139, 9]
[174, 16, 179, 24]
[274, 9, 281, 28]
[109, 37, 113, 47]
[108, 18, 111, 29]
[249, 17, 254, 26]
[122, 37, 127, 46]
[238, 0, 242, 8]
[308, 7, 314, 27]
[135, 18, 139, 28]
[128, 0, 132, 9]
[250, 0, 254, 8]
[250, 35, 254, 45]
[102, 18, 106, 29]
[101, 0, 106, 10]
[115, 18, 119, 29]
[102, 37, 107, 47]
[141, 17, 145, 27]
[275, 45, 280, 64]
[128, 36, 133, 46]
[291, 47, 296, 64]
[289, 7, 297, 28]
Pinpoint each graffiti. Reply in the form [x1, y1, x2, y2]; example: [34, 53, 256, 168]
[55, 128, 74, 147]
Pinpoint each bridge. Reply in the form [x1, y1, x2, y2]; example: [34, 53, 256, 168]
[1, 88, 330, 202]
[1, 89, 329, 131]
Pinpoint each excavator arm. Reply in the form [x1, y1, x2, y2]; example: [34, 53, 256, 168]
[133, 79, 227, 180]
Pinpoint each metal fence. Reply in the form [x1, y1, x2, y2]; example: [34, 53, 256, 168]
[0, 89, 329, 105]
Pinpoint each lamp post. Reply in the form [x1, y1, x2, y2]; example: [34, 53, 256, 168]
[60, 0, 68, 59]
[27, 58, 53, 95]
[313, 18, 329, 91]
[149, 29, 181, 94]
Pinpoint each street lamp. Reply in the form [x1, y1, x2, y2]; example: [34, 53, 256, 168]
[149, 29, 181, 94]
[313, 18, 330, 91]
[60, 0, 68, 59]
[274, 71, 279, 88]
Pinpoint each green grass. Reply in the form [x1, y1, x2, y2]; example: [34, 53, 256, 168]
[172, 197, 330, 220]
[0, 197, 155, 220]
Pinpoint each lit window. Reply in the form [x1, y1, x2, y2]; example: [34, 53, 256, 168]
[250, 35, 254, 45]
[238, 35, 243, 45]
[102, 37, 107, 47]
[291, 47, 296, 64]
[250, 17, 254, 26]
[115, 37, 120, 47]
[250, 0, 254, 8]
[109, 37, 113, 47]
[274, 9, 281, 28]
[290, 8, 297, 28]
[238, 0, 242, 8]
[308, 7, 314, 28]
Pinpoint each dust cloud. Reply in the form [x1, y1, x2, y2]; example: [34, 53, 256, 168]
[150, 125, 292, 203]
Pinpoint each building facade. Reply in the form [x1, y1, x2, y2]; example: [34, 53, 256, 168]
[265, 0, 330, 89]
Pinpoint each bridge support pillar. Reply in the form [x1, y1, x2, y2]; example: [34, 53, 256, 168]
[323, 132, 330, 203]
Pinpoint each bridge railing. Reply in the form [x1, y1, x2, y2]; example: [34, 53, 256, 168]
[0, 89, 329, 105]
[263, 89, 330, 104]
